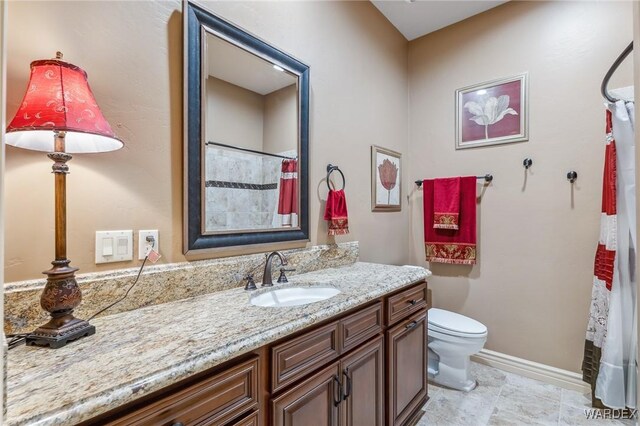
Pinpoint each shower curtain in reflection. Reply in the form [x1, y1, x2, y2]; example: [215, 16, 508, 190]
[583, 102, 637, 410]
[275, 159, 298, 227]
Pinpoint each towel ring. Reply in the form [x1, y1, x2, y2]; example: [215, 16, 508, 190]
[326, 164, 345, 191]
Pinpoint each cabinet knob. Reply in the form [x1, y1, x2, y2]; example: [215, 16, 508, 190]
[406, 299, 417, 306]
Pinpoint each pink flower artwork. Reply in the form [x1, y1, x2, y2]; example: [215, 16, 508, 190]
[372, 146, 401, 211]
[378, 159, 398, 204]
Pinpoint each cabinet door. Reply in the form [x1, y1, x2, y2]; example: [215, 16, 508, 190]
[272, 362, 341, 426]
[387, 311, 427, 426]
[340, 336, 384, 426]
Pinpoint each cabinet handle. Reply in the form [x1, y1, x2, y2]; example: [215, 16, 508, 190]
[405, 321, 418, 330]
[406, 299, 418, 306]
[342, 368, 352, 400]
[332, 375, 342, 406]
[172, 423, 184, 426]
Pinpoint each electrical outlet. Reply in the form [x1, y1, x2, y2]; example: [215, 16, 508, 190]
[95, 230, 133, 264]
[138, 230, 159, 260]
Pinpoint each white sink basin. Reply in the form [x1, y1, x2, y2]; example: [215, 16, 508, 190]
[250, 286, 341, 308]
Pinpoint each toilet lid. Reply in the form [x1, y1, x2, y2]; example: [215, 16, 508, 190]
[428, 308, 487, 335]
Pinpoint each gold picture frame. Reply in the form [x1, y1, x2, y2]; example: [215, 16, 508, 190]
[371, 145, 401, 212]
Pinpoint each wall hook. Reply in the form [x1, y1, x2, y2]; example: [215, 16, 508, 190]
[567, 171, 578, 183]
[523, 158, 533, 169]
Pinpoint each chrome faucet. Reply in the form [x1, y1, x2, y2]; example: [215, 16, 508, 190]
[262, 251, 288, 287]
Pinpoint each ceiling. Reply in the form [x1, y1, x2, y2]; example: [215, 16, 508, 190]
[206, 32, 296, 96]
[371, 0, 508, 41]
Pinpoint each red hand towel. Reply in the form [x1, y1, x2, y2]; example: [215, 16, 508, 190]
[433, 177, 460, 230]
[423, 177, 476, 264]
[324, 189, 349, 235]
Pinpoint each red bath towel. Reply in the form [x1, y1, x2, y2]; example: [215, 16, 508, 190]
[433, 177, 461, 230]
[324, 189, 349, 235]
[423, 177, 477, 264]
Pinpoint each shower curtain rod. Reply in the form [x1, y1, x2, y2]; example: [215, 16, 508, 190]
[414, 174, 493, 187]
[601, 41, 633, 103]
[206, 141, 296, 160]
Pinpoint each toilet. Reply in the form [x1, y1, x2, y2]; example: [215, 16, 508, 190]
[428, 308, 488, 392]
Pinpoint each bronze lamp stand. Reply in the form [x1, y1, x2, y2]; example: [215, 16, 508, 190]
[25, 132, 96, 348]
[5, 53, 123, 348]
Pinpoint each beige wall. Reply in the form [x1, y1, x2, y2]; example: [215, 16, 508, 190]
[4, 1, 409, 282]
[206, 76, 264, 151]
[263, 84, 297, 155]
[408, 1, 634, 372]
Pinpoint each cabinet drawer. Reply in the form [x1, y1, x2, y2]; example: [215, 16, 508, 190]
[105, 357, 259, 426]
[386, 282, 427, 326]
[340, 302, 383, 353]
[229, 411, 259, 426]
[272, 321, 340, 393]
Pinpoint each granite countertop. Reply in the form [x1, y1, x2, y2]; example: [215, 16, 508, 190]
[6, 262, 430, 426]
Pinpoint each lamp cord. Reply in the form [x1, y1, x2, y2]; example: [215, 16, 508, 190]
[87, 255, 148, 321]
[7, 254, 150, 350]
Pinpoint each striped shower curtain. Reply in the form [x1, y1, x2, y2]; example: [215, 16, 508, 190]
[275, 159, 298, 227]
[583, 103, 636, 410]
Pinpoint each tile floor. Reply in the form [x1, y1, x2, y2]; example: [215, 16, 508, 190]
[416, 362, 637, 425]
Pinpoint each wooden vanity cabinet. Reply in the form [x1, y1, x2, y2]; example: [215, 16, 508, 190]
[87, 281, 427, 426]
[270, 282, 427, 426]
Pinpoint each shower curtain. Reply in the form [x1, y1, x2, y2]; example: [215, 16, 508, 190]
[274, 158, 298, 227]
[583, 101, 637, 410]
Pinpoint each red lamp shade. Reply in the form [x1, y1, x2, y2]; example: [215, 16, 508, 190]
[5, 57, 123, 153]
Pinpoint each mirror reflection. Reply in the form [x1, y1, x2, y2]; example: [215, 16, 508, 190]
[203, 32, 299, 234]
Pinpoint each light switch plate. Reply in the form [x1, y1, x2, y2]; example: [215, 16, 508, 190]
[138, 230, 159, 260]
[95, 230, 133, 264]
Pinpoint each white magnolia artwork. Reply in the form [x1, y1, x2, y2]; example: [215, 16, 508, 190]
[456, 73, 529, 149]
[464, 95, 518, 140]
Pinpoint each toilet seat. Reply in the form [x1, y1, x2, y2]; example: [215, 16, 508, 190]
[428, 308, 487, 338]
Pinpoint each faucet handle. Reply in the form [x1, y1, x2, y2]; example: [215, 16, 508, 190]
[244, 274, 257, 291]
[277, 267, 296, 284]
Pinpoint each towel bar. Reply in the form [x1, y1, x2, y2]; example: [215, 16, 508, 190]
[414, 174, 493, 188]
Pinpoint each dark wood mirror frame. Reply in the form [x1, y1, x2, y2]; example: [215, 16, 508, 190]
[183, 2, 310, 255]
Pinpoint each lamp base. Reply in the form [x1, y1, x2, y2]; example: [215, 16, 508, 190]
[25, 315, 95, 349]
[27, 261, 95, 349]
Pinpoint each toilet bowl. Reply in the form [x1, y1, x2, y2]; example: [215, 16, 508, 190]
[428, 308, 487, 392]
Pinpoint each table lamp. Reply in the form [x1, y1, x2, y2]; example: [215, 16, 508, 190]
[5, 52, 123, 348]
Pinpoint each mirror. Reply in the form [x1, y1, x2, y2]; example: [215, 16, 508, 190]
[184, 2, 309, 254]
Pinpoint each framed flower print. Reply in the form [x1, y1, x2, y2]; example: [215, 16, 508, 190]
[455, 73, 528, 149]
[371, 145, 401, 212]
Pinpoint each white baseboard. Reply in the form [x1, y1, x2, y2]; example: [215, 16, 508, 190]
[471, 349, 591, 393]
